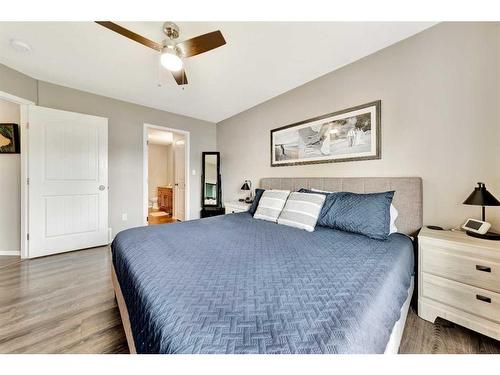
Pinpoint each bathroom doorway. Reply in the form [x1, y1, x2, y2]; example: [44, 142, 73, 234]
[143, 124, 189, 226]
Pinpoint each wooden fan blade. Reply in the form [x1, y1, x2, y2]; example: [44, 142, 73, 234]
[96, 21, 162, 52]
[177, 30, 226, 58]
[171, 69, 188, 85]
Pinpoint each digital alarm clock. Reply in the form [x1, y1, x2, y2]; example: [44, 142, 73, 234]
[462, 218, 491, 235]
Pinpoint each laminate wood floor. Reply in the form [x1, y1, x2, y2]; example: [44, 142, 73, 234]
[400, 308, 500, 354]
[0, 256, 21, 269]
[147, 208, 177, 225]
[0, 247, 128, 354]
[0, 247, 499, 354]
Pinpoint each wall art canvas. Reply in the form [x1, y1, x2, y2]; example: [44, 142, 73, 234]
[271, 101, 381, 166]
[0, 123, 20, 154]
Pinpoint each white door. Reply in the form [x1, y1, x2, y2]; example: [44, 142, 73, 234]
[174, 138, 185, 221]
[28, 105, 108, 258]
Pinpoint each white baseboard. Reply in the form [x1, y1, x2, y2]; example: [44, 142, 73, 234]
[0, 250, 21, 256]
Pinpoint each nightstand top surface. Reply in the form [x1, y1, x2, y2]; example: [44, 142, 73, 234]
[419, 226, 500, 251]
[224, 201, 251, 209]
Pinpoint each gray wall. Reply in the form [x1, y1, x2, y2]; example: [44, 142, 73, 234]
[0, 63, 37, 103]
[0, 66, 216, 240]
[217, 22, 500, 229]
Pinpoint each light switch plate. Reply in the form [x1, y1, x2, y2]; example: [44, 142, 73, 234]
[122, 213, 128, 221]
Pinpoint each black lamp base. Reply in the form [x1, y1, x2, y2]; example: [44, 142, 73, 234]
[466, 230, 500, 241]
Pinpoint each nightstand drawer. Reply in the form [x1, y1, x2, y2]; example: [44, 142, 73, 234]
[224, 201, 251, 215]
[225, 207, 247, 214]
[422, 273, 500, 324]
[421, 245, 500, 293]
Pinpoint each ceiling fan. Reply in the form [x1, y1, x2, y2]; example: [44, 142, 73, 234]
[95, 21, 226, 85]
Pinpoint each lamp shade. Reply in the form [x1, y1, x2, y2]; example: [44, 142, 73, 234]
[241, 182, 251, 191]
[463, 182, 500, 206]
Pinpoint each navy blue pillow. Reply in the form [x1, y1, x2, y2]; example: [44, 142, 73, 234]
[248, 188, 265, 215]
[299, 189, 395, 240]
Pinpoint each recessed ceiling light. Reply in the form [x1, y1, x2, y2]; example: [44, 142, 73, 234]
[9, 39, 32, 53]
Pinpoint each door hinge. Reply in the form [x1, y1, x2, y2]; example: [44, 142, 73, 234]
[146, 140, 149, 145]
[146, 217, 148, 222]
[27, 178, 30, 185]
[27, 233, 29, 241]
[26, 122, 29, 130]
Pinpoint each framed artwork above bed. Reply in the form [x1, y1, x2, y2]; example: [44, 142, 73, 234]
[270, 100, 381, 167]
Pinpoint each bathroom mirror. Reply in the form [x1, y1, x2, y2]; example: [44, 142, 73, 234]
[202, 152, 221, 208]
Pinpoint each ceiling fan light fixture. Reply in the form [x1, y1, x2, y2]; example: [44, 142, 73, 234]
[96, 21, 226, 85]
[160, 46, 183, 72]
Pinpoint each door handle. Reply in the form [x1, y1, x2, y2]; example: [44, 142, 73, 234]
[98, 185, 106, 191]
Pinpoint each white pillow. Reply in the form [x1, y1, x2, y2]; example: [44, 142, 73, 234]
[389, 204, 398, 234]
[309, 188, 398, 234]
[277, 192, 325, 232]
[253, 190, 290, 222]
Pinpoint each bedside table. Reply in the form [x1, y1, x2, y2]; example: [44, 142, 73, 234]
[224, 201, 251, 214]
[418, 227, 500, 340]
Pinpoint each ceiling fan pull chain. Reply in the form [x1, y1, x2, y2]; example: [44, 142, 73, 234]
[157, 57, 162, 87]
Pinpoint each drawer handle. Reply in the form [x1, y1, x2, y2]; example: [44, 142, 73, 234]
[476, 265, 491, 273]
[476, 294, 491, 303]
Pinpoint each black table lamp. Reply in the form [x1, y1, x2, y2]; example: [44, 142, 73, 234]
[241, 180, 252, 203]
[463, 182, 500, 221]
[463, 182, 500, 240]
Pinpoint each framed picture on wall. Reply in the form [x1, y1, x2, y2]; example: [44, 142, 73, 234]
[270, 100, 381, 167]
[0, 123, 20, 154]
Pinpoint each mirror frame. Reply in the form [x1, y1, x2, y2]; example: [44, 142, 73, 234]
[201, 151, 221, 208]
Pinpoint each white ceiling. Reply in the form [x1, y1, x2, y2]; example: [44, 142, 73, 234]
[0, 22, 435, 122]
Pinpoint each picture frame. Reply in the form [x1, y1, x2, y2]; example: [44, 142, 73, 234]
[270, 100, 381, 167]
[0, 123, 20, 154]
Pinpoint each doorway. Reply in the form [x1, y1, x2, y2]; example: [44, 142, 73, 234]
[0, 90, 109, 259]
[143, 124, 189, 226]
[27, 106, 109, 258]
[0, 91, 109, 258]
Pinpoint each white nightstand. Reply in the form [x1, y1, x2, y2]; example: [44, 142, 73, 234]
[418, 227, 500, 340]
[224, 201, 251, 214]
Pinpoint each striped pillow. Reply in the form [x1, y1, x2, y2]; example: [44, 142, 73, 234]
[253, 190, 290, 222]
[277, 192, 325, 232]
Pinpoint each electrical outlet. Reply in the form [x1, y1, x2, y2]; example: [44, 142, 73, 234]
[122, 213, 128, 221]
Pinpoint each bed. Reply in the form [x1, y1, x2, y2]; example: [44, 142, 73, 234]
[111, 177, 423, 354]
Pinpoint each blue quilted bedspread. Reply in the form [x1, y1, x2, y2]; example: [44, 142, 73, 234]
[112, 212, 414, 354]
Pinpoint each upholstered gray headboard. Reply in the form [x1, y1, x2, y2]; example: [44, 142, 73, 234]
[260, 177, 423, 236]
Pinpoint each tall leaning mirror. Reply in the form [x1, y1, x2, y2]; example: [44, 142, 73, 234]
[201, 152, 223, 218]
